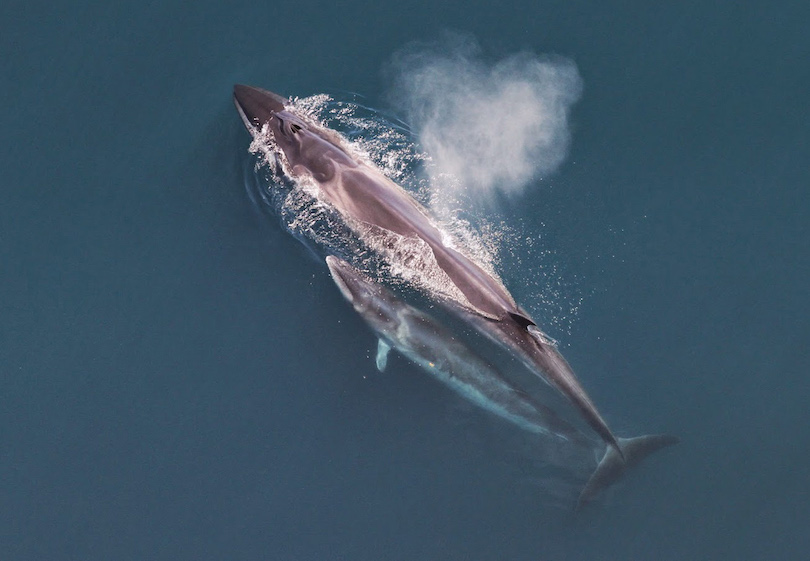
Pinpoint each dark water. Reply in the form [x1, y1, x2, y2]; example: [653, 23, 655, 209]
[2, 2, 808, 559]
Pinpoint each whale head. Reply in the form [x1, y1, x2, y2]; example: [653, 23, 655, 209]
[233, 84, 310, 166]
[326, 256, 403, 336]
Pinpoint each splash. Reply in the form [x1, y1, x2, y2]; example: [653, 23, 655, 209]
[386, 33, 582, 214]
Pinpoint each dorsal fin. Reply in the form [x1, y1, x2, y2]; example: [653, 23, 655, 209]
[507, 312, 536, 329]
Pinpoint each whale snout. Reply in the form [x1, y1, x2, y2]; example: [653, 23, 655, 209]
[233, 84, 288, 129]
[326, 256, 358, 304]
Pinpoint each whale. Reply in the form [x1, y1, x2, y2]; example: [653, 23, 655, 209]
[233, 84, 622, 454]
[326, 256, 679, 508]
[326, 255, 592, 447]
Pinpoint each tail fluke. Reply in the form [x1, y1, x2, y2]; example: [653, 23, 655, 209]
[577, 434, 680, 510]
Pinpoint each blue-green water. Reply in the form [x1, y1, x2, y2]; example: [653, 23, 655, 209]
[2, 2, 808, 559]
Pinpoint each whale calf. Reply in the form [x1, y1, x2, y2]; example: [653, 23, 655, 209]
[326, 255, 591, 446]
[327, 256, 679, 508]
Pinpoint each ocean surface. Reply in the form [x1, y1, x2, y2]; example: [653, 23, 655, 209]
[2, 2, 809, 560]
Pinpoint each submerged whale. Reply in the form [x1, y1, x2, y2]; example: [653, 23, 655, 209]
[326, 255, 678, 508]
[326, 255, 590, 447]
[233, 84, 625, 455]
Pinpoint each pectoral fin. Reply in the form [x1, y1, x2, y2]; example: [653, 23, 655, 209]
[376, 339, 392, 372]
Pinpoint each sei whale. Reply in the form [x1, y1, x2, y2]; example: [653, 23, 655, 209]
[326, 255, 679, 508]
[234, 84, 628, 456]
[326, 255, 591, 446]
